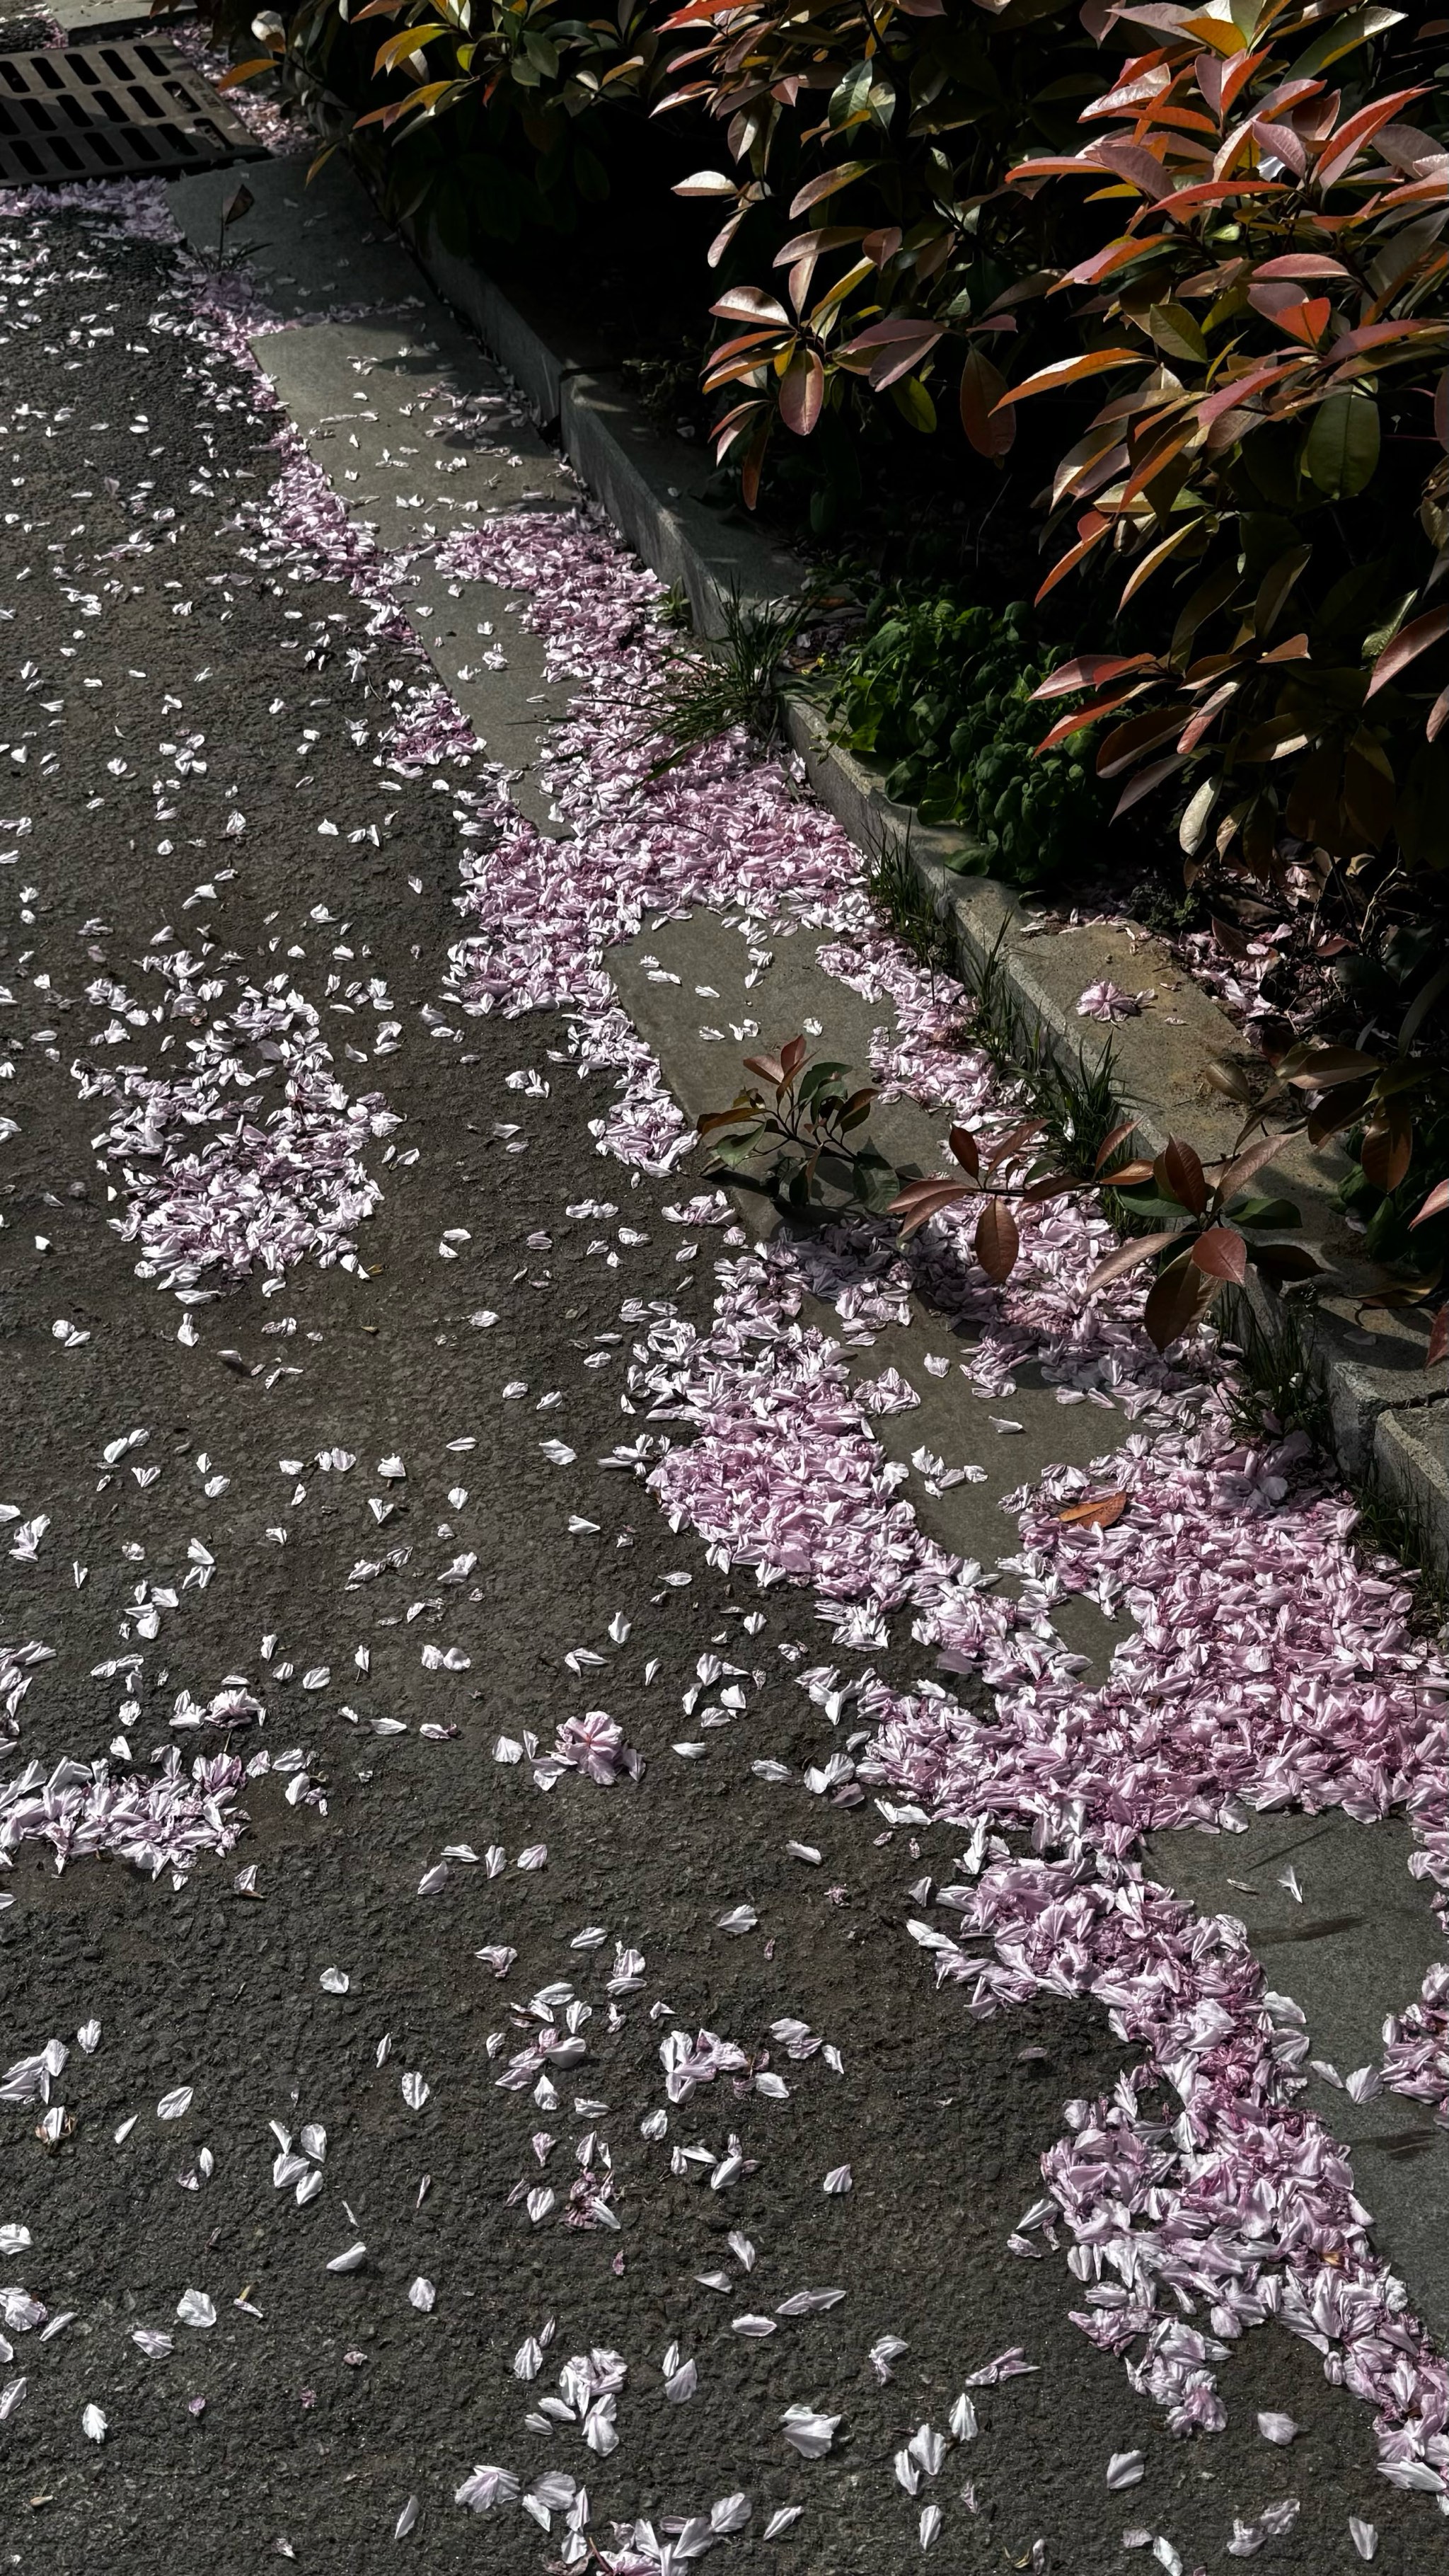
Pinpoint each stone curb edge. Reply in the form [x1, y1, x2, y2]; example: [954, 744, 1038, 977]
[404, 227, 1446, 1572]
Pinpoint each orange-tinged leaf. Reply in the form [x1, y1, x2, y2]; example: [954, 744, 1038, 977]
[1119, 519, 1204, 610]
[215, 56, 274, 86]
[698, 1105, 759, 1137]
[1317, 87, 1430, 192]
[1093, 1119, 1139, 1175]
[1215, 1132, 1287, 1201]
[710, 286, 790, 328]
[949, 1125, 981, 1179]
[1160, 1137, 1208, 1215]
[1058, 1492, 1128, 1529]
[1412, 1177, 1449, 1229]
[1034, 512, 1111, 605]
[1360, 1113, 1414, 1195]
[787, 161, 871, 219]
[1034, 687, 1141, 756]
[1032, 655, 1156, 705]
[992, 348, 1141, 409]
[779, 347, 824, 436]
[889, 1179, 973, 1238]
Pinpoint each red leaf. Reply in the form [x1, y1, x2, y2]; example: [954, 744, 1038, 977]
[1253, 253, 1349, 280]
[1412, 1177, 1449, 1229]
[949, 1126, 981, 1179]
[974, 1198, 1020, 1285]
[1367, 606, 1449, 699]
[959, 347, 1015, 459]
[889, 1178, 973, 1238]
[1158, 1137, 1208, 1215]
[1092, 1118, 1139, 1175]
[779, 349, 824, 437]
[1189, 1225, 1249, 1284]
[1085, 1228, 1182, 1290]
[1032, 653, 1157, 704]
[780, 1035, 808, 1080]
[1142, 1253, 1218, 1354]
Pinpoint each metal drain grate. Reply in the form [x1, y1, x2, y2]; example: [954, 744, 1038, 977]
[0, 39, 269, 185]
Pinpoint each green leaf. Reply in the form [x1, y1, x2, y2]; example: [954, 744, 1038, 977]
[889, 374, 937, 434]
[1301, 393, 1380, 502]
[1229, 1195, 1303, 1229]
[1146, 301, 1208, 367]
[1287, 4, 1404, 77]
[706, 1128, 764, 1168]
[829, 60, 876, 130]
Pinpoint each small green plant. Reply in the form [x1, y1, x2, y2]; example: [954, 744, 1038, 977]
[698, 1035, 899, 1215]
[831, 597, 1106, 887]
[865, 837, 952, 982]
[950, 927, 1125, 1185]
[621, 343, 708, 434]
[648, 588, 804, 773]
[1093, 1137, 1326, 1353]
[894, 1112, 1327, 1349]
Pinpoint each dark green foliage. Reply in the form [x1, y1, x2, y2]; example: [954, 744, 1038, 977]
[831, 597, 1104, 887]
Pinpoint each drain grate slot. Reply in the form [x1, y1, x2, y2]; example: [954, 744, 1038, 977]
[0, 39, 269, 183]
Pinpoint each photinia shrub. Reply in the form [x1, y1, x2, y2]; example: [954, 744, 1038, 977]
[1008, 0, 1449, 882]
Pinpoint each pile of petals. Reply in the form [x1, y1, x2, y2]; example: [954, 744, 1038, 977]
[0, 1746, 254, 1878]
[74, 950, 399, 1289]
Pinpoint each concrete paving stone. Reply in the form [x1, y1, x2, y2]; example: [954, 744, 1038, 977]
[1148, 1812, 1449, 2340]
[1373, 1399, 1449, 1575]
[171, 168, 588, 837]
[609, 912, 1153, 1676]
[243, 319, 577, 834]
[168, 154, 428, 322]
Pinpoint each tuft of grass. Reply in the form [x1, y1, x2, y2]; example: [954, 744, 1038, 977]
[1348, 1471, 1449, 1634]
[866, 836, 953, 982]
[954, 927, 1126, 1182]
[647, 587, 804, 774]
[1217, 1289, 1332, 1449]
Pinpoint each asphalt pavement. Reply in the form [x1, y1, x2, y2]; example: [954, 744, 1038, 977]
[0, 108, 1447, 2576]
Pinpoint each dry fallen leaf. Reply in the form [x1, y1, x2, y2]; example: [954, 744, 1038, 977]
[1057, 1492, 1127, 1530]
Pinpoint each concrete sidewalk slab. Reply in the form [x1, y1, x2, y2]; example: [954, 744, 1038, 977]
[609, 911, 1147, 1673]
[1148, 1812, 1449, 2340]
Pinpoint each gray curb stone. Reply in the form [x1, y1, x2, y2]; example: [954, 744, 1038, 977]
[394, 209, 1447, 1568]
